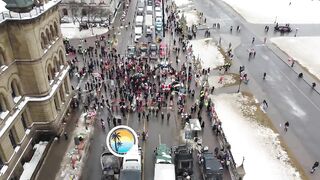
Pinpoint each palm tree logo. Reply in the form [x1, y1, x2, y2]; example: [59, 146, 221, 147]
[111, 130, 122, 153]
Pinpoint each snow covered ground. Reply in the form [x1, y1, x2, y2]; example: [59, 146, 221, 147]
[178, 10, 199, 27]
[271, 37, 320, 80]
[221, 0, 320, 24]
[210, 93, 301, 180]
[61, 22, 109, 39]
[20, 141, 49, 180]
[207, 74, 236, 88]
[190, 38, 225, 69]
[173, 0, 193, 8]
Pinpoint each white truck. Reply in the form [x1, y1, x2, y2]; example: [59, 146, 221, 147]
[145, 14, 153, 36]
[135, 15, 144, 26]
[134, 27, 143, 42]
[154, 144, 175, 180]
[119, 144, 142, 180]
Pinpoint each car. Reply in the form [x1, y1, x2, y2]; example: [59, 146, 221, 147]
[147, 0, 153, 6]
[274, 23, 292, 33]
[155, 7, 161, 12]
[127, 45, 136, 59]
[137, 7, 144, 15]
[155, 17, 162, 32]
[149, 43, 158, 60]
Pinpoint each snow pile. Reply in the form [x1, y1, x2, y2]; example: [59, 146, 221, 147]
[57, 112, 94, 179]
[20, 141, 49, 180]
[179, 10, 199, 27]
[210, 93, 301, 180]
[221, 0, 320, 24]
[190, 38, 225, 69]
[271, 37, 320, 80]
[60, 22, 109, 39]
[207, 74, 236, 88]
[173, 0, 193, 8]
[0, 0, 7, 13]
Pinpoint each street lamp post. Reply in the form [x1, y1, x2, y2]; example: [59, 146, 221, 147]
[237, 78, 242, 93]
[238, 66, 244, 93]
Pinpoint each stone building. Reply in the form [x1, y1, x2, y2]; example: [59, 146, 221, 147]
[59, 0, 120, 23]
[0, 0, 72, 179]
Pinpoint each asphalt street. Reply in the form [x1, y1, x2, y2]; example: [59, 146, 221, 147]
[194, 0, 320, 179]
[79, 0, 232, 179]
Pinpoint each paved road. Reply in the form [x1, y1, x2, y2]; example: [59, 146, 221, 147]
[194, 0, 320, 179]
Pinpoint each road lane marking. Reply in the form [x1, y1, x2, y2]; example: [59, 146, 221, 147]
[277, 67, 320, 112]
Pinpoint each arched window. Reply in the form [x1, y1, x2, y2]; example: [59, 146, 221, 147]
[81, 9, 87, 16]
[54, 22, 59, 37]
[41, 32, 48, 49]
[47, 64, 54, 81]
[0, 94, 9, 113]
[0, 48, 5, 67]
[50, 25, 56, 38]
[62, 8, 68, 16]
[11, 79, 21, 100]
[53, 57, 59, 73]
[59, 50, 65, 66]
[45, 28, 51, 43]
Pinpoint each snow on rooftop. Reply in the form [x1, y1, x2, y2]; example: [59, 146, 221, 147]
[0, 0, 8, 13]
[221, 0, 320, 24]
[61, 22, 109, 39]
[20, 141, 48, 180]
[211, 93, 301, 180]
[0, 0, 60, 23]
[190, 38, 225, 69]
[271, 37, 320, 80]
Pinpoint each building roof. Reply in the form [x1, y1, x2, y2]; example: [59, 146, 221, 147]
[0, 0, 61, 24]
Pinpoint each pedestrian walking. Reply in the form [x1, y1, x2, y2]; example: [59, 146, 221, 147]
[263, 100, 268, 108]
[167, 112, 171, 121]
[161, 112, 164, 120]
[252, 37, 255, 44]
[311, 161, 319, 174]
[284, 121, 289, 132]
[263, 72, 267, 80]
[64, 132, 68, 140]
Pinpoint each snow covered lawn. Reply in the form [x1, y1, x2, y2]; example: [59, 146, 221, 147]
[178, 10, 199, 27]
[271, 37, 320, 80]
[20, 141, 48, 180]
[61, 22, 109, 39]
[210, 93, 301, 180]
[221, 0, 320, 24]
[173, 0, 193, 8]
[207, 74, 237, 88]
[190, 38, 225, 69]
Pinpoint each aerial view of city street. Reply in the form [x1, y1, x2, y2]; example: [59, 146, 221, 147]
[0, 0, 320, 179]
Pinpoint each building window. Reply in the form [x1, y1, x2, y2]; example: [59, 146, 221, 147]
[54, 94, 60, 111]
[0, 94, 8, 113]
[62, 8, 68, 16]
[64, 79, 69, 94]
[0, 51, 5, 67]
[11, 80, 20, 100]
[81, 9, 87, 16]
[47, 64, 54, 82]
[41, 32, 48, 49]
[0, 156, 3, 169]
[54, 22, 59, 37]
[9, 130, 17, 148]
[50, 25, 56, 39]
[21, 112, 28, 130]
[59, 50, 65, 67]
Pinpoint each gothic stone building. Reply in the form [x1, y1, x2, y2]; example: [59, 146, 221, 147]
[0, 0, 72, 179]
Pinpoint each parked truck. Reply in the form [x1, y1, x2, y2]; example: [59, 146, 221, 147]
[119, 145, 142, 180]
[154, 144, 175, 180]
[145, 14, 153, 36]
[136, 16, 144, 26]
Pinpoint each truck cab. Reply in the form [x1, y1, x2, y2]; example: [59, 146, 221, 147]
[200, 152, 223, 180]
[120, 145, 142, 180]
